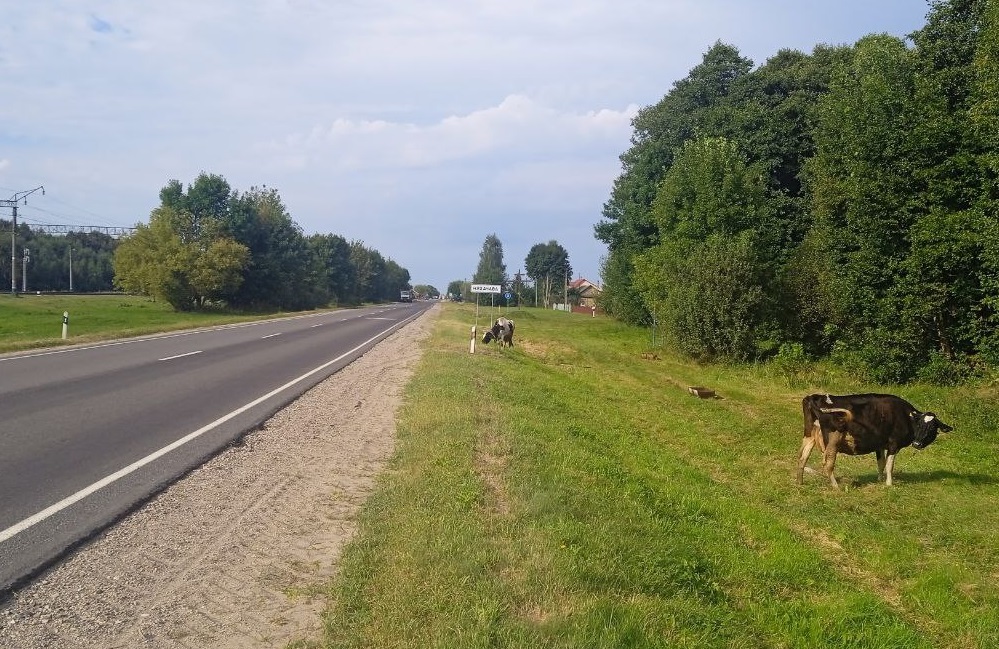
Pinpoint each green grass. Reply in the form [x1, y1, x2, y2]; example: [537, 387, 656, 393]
[322, 304, 999, 648]
[0, 293, 308, 353]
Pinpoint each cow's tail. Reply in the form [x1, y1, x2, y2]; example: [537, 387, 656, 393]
[819, 407, 853, 422]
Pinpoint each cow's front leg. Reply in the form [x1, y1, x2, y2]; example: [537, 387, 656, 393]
[884, 453, 897, 486]
[875, 449, 887, 483]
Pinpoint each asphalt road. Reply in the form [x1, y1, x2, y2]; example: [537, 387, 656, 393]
[0, 301, 434, 594]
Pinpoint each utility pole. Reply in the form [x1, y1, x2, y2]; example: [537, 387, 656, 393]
[69, 247, 74, 291]
[2, 186, 45, 295]
[22, 248, 30, 292]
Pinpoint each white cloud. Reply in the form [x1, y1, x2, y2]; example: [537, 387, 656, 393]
[263, 95, 637, 173]
[0, 0, 931, 287]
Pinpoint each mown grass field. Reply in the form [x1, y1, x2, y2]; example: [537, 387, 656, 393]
[0, 293, 301, 353]
[321, 303, 999, 649]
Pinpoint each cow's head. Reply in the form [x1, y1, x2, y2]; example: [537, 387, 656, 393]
[910, 411, 953, 449]
[482, 323, 502, 344]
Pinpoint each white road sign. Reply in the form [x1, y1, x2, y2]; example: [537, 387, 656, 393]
[470, 284, 502, 293]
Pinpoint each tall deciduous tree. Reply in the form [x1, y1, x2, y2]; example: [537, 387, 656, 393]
[524, 240, 571, 309]
[973, 0, 999, 364]
[113, 206, 249, 310]
[802, 34, 924, 380]
[225, 186, 315, 310]
[309, 233, 357, 305]
[635, 136, 770, 360]
[596, 41, 754, 324]
[473, 234, 507, 304]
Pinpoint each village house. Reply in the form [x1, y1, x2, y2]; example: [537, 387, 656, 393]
[568, 278, 602, 312]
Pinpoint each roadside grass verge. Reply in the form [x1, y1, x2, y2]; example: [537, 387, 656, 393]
[323, 303, 999, 648]
[0, 293, 325, 353]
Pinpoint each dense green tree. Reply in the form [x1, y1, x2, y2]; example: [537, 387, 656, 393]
[634, 136, 771, 359]
[636, 234, 765, 361]
[593, 0, 999, 382]
[900, 0, 993, 376]
[973, 0, 999, 363]
[472, 234, 507, 304]
[381, 258, 412, 302]
[348, 241, 386, 304]
[309, 233, 357, 305]
[524, 240, 571, 308]
[413, 284, 439, 299]
[225, 187, 316, 310]
[799, 34, 929, 380]
[0, 224, 117, 292]
[114, 211, 190, 306]
[446, 279, 467, 301]
[114, 206, 249, 309]
[595, 42, 754, 324]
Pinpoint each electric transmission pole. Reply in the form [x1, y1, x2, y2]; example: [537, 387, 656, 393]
[22, 248, 30, 292]
[2, 186, 45, 295]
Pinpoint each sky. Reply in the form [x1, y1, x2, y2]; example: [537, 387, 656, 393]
[1, 1, 934, 292]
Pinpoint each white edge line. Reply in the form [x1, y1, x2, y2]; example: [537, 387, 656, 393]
[0, 305, 393, 364]
[0, 309, 424, 544]
[159, 351, 203, 362]
[261, 333, 281, 339]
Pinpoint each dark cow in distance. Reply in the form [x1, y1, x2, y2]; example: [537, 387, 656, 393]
[482, 317, 514, 348]
[797, 393, 952, 488]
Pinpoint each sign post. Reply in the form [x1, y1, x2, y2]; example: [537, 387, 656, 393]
[470, 284, 501, 352]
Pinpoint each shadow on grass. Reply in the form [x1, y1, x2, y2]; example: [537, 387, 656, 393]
[895, 470, 999, 486]
[840, 470, 999, 488]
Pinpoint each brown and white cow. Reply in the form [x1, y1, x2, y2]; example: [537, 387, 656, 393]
[797, 393, 952, 488]
[482, 317, 514, 348]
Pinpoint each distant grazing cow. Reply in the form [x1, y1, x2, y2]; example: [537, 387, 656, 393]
[797, 393, 952, 488]
[482, 317, 514, 348]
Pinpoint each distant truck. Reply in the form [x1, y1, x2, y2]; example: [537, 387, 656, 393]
[400, 289, 413, 302]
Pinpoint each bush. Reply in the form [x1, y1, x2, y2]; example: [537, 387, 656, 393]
[771, 342, 810, 387]
[916, 351, 973, 386]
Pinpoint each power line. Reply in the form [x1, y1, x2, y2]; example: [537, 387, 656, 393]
[23, 223, 134, 237]
[2, 186, 45, 295]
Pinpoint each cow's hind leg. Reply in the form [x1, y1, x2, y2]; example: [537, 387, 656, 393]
[822, 430, 841, 489]
[796, 434, 815, 485]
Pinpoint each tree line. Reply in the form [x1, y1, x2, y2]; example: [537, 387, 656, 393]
[595, 0, 996, 383]
[3, 174, 412, 310]
[0, 224, 117, 293]
[448, 234, 577, 308]
[113, 173, 411, 311]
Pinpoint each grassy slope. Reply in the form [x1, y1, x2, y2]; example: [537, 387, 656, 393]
[0, 294, 302, 353]
[323, 304, 999, 649]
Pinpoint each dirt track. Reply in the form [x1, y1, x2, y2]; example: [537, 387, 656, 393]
[0, 306, 436, 648]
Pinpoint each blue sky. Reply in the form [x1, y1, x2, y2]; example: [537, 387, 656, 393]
[1, 1, 933, 291]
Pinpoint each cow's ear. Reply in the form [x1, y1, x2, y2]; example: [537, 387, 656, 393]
[931, 416, 953, 432]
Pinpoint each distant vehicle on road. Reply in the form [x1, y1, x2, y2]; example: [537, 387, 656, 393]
[400, 290, 413, 302]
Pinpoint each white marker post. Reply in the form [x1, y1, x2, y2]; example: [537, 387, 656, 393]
[62, 311, 69, 339]
[470, 325, 476, 354]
